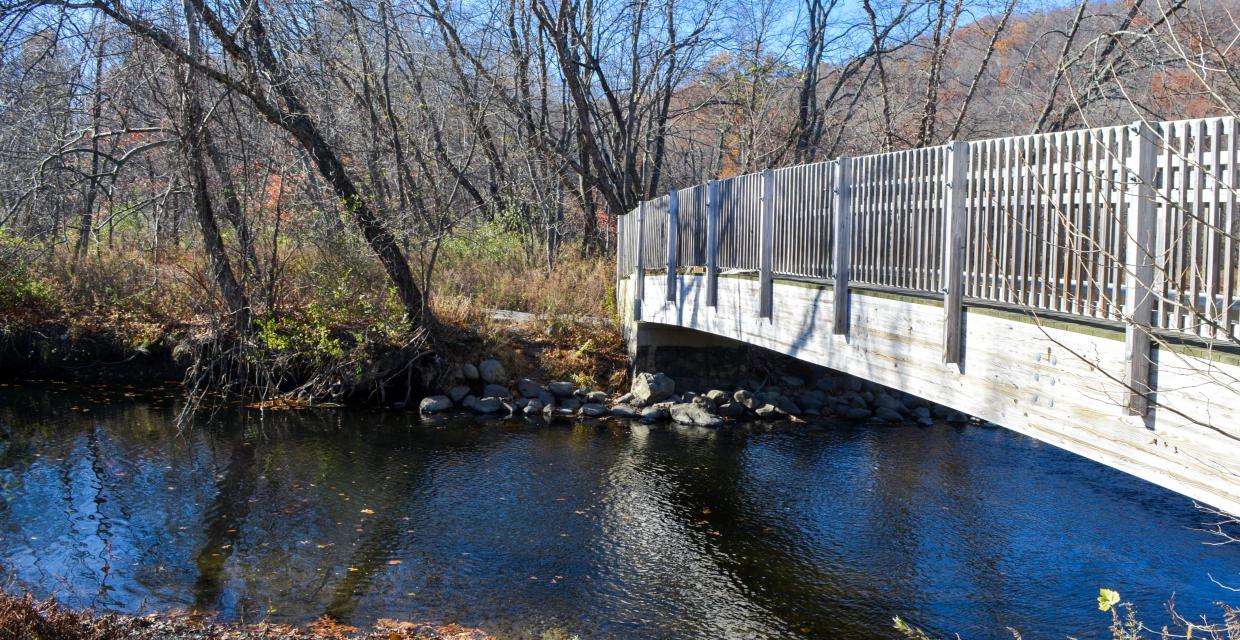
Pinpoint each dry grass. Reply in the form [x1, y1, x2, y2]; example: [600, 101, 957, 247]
[1, 226, 628, 393]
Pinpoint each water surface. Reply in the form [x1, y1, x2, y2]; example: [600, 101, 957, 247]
[0, 382, 1236, 639]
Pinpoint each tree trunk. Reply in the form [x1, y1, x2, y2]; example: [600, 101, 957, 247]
[180, 0, 249, 333]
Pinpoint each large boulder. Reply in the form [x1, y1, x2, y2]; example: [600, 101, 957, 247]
[640, 406, 668, 423]
[631, 372, 675, 406]
[548, 381, 576, 397]
[733, 389, 759, 410]
[419, 395, 452, 414]
[611, 405, 640, 418]
[463, 395, 502, 414]
[843, 406, 872, 420]
[796, 390, 827, 412]
[754, 404, 779, 418]
[475, 397, 504, 413]
[669, 402, 722, 427]
[478, 359, 507, 384]
[875, 406, 903, 422]
[517, 378, 543, 398]
[761, 393, 801, 416]
[448, 385, 470, 404]
[691, 395, 716, 413]
[781, 375, 805, 388]
[483, 383, 513, 400]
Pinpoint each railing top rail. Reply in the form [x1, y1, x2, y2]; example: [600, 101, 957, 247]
[615, 116, 1239, 215]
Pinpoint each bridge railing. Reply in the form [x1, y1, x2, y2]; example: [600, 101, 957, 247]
[619, 117, 1240, 337]
[618, 117, 1240, 413]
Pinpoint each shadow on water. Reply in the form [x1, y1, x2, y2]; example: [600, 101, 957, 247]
[0, 383, 1238, 639]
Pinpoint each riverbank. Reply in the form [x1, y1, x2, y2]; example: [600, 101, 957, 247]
[0, 593, 494, 640]
[1, 244, 628, 406]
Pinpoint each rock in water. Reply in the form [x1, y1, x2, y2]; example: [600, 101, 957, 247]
[478, 359, 507, 384]
[517, 378, 543, 398]
[523, 399, 544, 415]
[705, 389, 729, 403]
[462, 363, 480, 381]
[548, 381, 576, 397]
[448, 385, 470, 404]
[640, 406, 668, 423]
[483, 383, 512, 400]
[631, 372, 675, 406]
[795, 390, 826, 412]
[669, 403, 723, 427]
[581, 403, 607, 417]
[610, 405, 640, 418]
[843, 406, 872, 420]
[473, 397, 503, 414]
[733, 389, 758, 410]
[717, 402, 744, 417]
[585, 391, 608, 403]
[419, 395, 452, 414]
[559, 398, 581, 411]
[875, 406, 903, 422]
[754, 404, 779, 418]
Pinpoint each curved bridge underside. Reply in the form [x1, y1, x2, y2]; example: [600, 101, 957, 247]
[620, 273, 1240, 515]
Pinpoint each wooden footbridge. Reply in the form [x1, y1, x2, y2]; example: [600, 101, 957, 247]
[616, 118, 1240, 515]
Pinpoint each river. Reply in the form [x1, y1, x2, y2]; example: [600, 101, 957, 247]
[0, 382, 1236, 639]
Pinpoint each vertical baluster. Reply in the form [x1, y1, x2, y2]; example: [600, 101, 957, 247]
[706, 180, 719, 307]
[943, 141, 970, 364]
[1124, 121, 1158, 417]
[759, 168, 775, 319]
[833, 158, 853, 335]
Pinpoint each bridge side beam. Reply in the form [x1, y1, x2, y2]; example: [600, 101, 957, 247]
[832, 158, 852, 334]
[706, 180, 719, 307]
[942, 141, 970, 364]
[1123, 121, 1157, 416]
[666, 190, 679, 303]
[759, 168, 775, 319]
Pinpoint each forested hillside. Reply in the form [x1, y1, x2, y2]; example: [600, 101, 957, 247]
[0, 0, 1235, 399]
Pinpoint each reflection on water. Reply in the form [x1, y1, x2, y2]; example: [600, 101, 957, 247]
[0, 382, 1235, 639]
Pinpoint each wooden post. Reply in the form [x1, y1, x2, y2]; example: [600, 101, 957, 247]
[759, 168, 775, 319]
[832, 158, 852, 334]
[1123, 121, 1157, 416]
[634, 201, 645, 320]
[615, 212, 624, 310]
[942, 141, 970, 364]
[706, 180, 720, 307]
[666, 190, 679, 303]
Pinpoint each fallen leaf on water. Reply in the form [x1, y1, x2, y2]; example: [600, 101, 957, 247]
[388, 559, 402, 565]
[360, 508, 375, 515]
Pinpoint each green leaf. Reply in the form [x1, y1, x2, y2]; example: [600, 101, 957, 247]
[1098, 588, 1121, 612]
